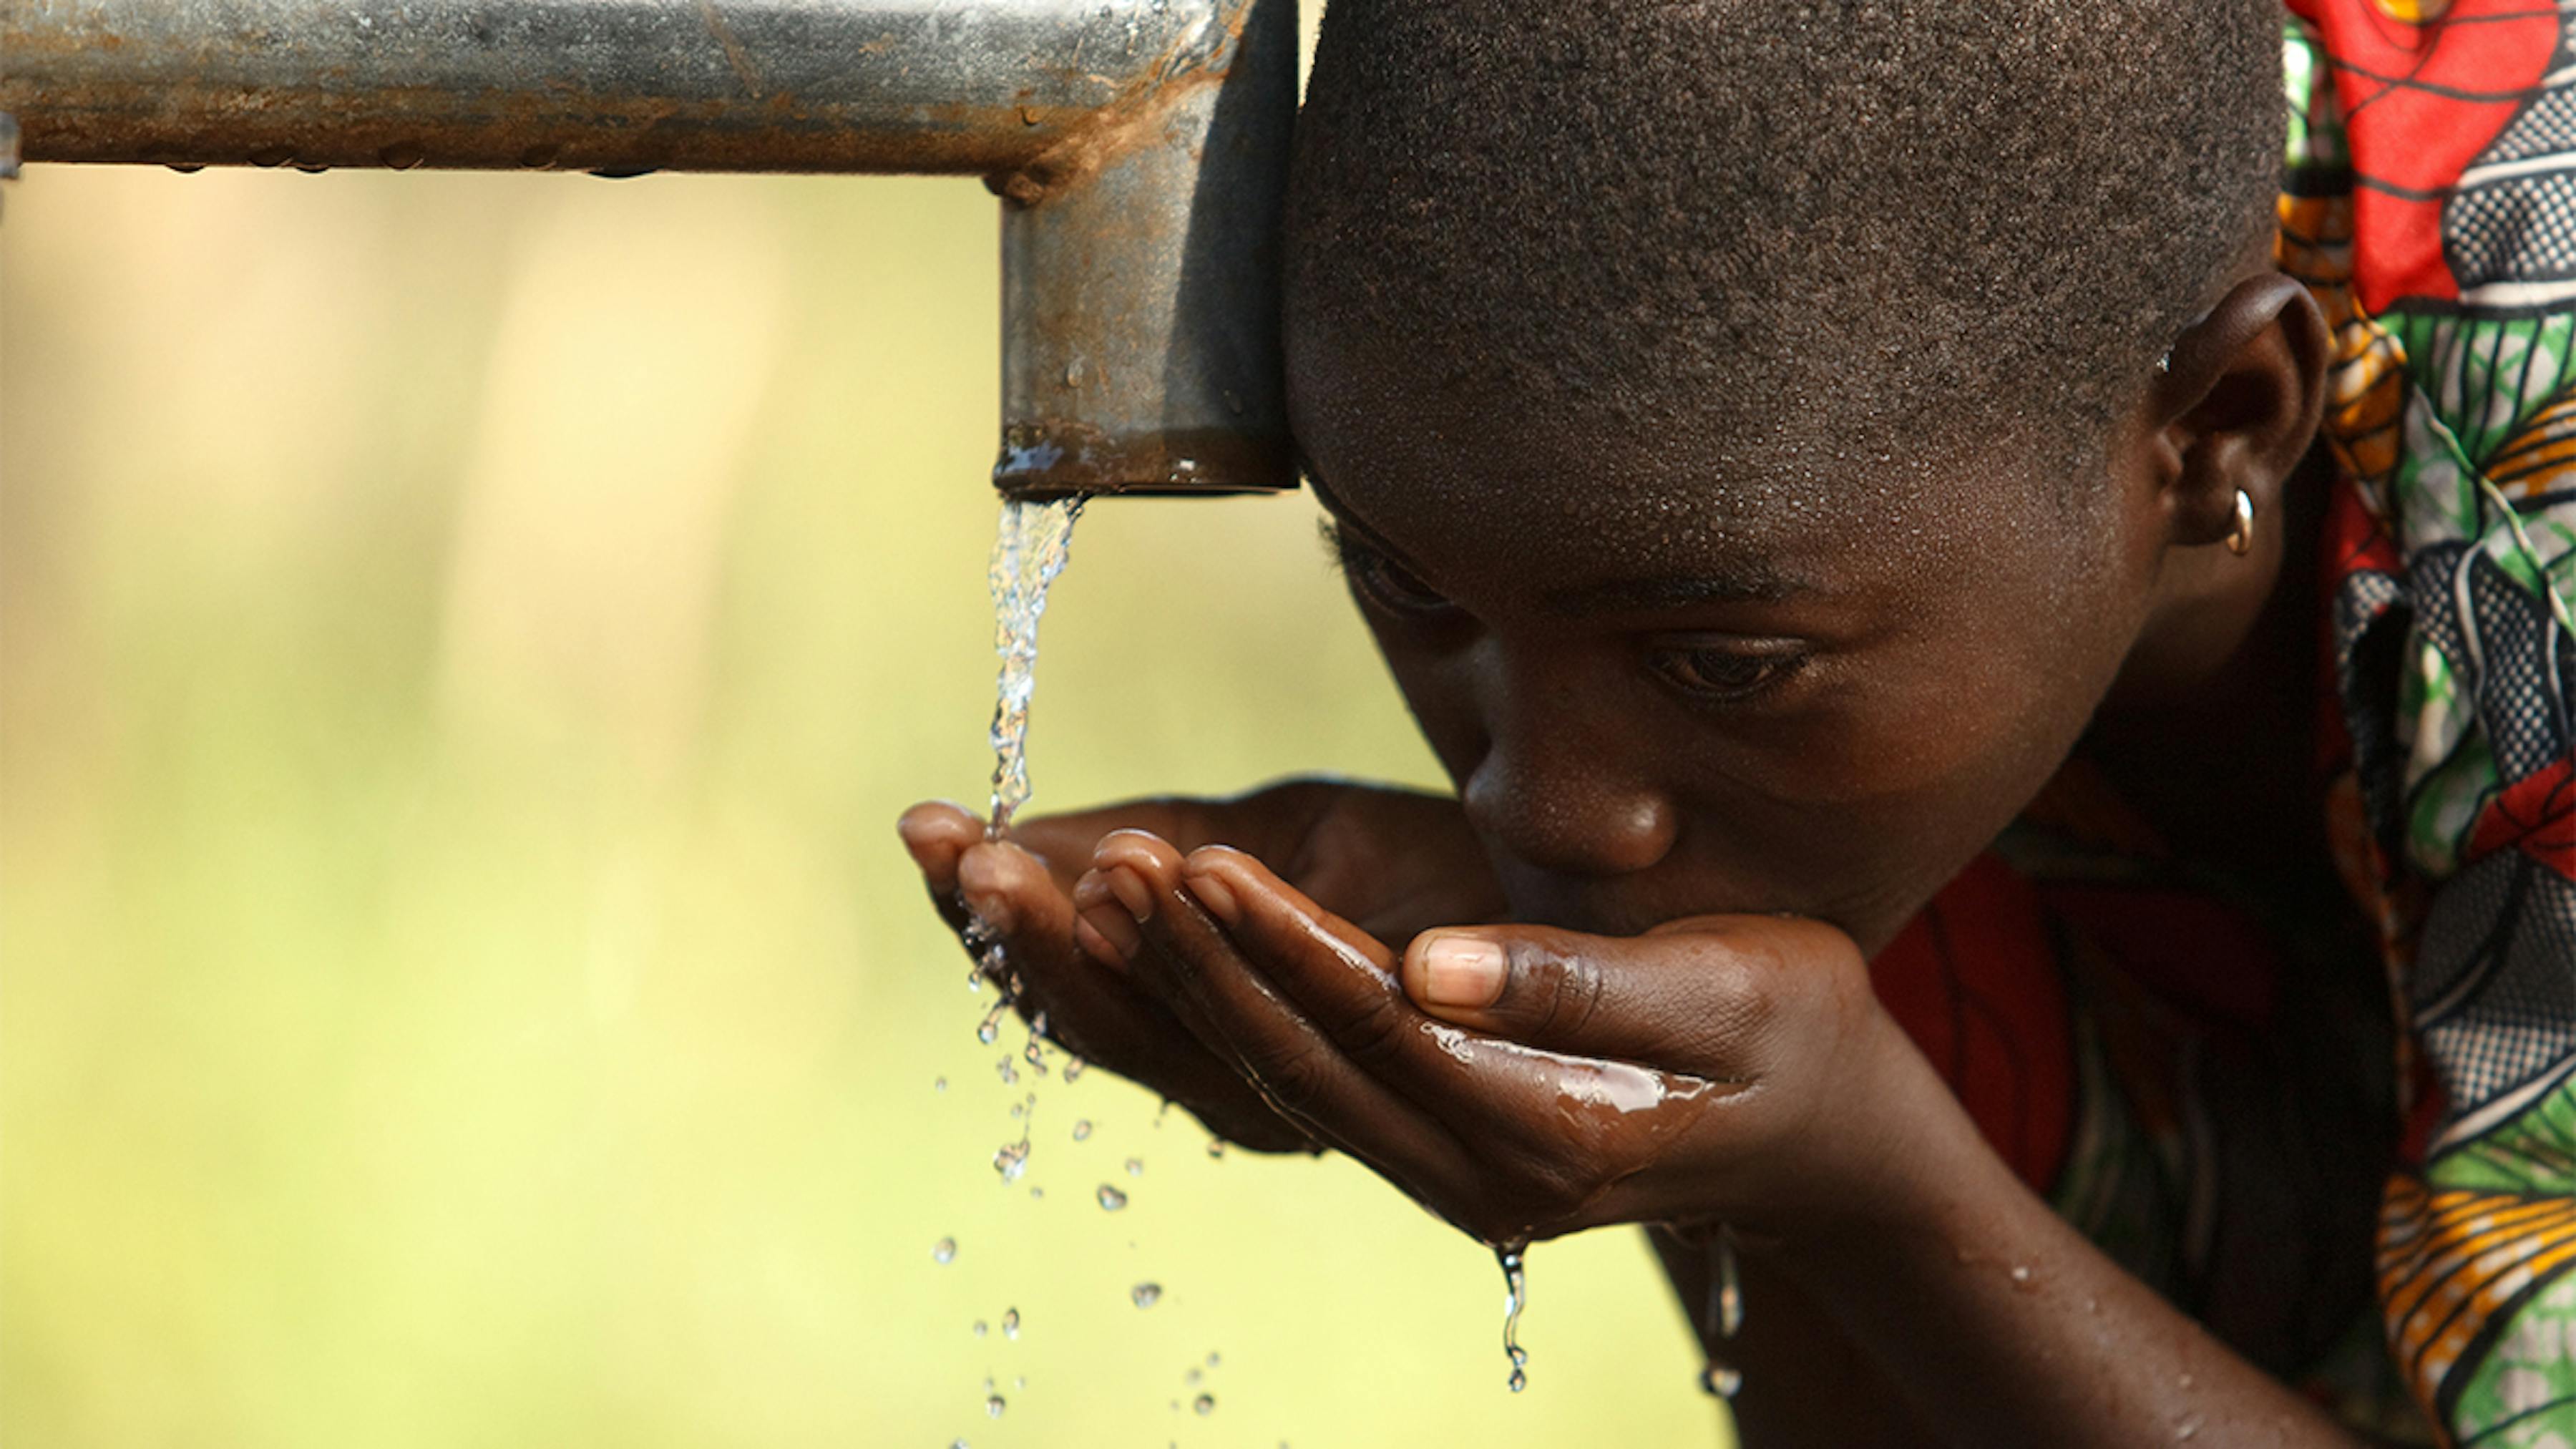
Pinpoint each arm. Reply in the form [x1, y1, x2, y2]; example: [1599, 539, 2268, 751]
[1760, 1093, 2354, 1448]
[1045, 829, 2370, 1448]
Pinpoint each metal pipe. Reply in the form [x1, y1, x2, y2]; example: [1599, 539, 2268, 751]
[0, 0, 1297, 497]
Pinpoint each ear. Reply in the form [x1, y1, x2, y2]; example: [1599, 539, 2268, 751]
[2147, 272, 2330, 550]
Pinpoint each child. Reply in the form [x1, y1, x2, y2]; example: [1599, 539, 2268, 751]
[902, 0, 2576, 1442]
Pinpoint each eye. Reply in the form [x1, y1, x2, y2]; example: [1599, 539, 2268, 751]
[1322, 521, 1455, 616]
[1646, 643, 1808, 704]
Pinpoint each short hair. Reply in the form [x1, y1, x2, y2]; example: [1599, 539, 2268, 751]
[1284, 0, 2285, 480]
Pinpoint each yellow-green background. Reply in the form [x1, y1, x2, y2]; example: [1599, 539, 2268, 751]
[0, 74, 1723, 1449]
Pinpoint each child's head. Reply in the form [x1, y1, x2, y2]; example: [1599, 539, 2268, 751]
[1280, 0, 2319, 950]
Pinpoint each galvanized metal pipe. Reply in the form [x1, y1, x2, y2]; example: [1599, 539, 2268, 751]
[0, 0, 1297, 496]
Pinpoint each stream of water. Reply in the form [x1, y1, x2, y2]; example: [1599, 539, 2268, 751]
[947, 493, 1553, 1431]
[983, 495, 1085, 841]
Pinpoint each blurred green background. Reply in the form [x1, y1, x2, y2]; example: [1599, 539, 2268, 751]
[0, 119, 1722, 1449]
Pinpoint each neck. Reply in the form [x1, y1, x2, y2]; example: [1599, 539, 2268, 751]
[2079, 443, 2336, 894]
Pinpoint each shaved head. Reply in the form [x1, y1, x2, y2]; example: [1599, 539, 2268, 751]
[1285, 0, 2285, 478]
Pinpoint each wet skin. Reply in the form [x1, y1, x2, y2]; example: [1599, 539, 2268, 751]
[899, 262, 2367, 1446]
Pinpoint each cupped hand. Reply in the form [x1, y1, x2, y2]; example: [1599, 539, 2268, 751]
[1068, 832, 1958, 1249]
[897, 779, 1508, 1153]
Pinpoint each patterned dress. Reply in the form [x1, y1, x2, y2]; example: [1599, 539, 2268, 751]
[1866, 6, 2576, 1442]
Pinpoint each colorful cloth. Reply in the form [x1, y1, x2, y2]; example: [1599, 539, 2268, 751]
[2283, 1, 2576, 1439]
[1864, 9, 2576, 1441]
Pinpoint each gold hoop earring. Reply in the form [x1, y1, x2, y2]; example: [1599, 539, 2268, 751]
[2225, 488, 2255, 556]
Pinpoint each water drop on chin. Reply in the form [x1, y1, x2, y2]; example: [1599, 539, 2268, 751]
[1097, 1184, 1128, 1211]
[1697, 1362, 1742, 1398]
[933, 1236, 957, 1264]
[1002, 1307, 1020, 1340]
[1194, 1393, 1216, 1415]
[1205, 1138, 1226, 1160]
[1131, 1281, 1162, 1308]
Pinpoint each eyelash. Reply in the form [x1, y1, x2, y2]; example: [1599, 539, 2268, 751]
[1322, 520, 1810, 707]
[1322, 520, 1455, 616]
[1645, 645, 1810, 706]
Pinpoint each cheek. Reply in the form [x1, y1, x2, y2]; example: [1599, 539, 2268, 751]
[1363, 623, 1489, 787]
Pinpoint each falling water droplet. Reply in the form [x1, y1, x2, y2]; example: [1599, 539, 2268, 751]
[1030, 1186, 1044, 1200]
[1186, 1367, 1203, 1385]
[1714, 1226, 1744, 1337]
[933, 1236, 957, 1264]
[1497, 1244, 1531, 1394]
[1194, 1394, 1216, 1416]
[1002, 1307, 1020, 1340]
[1207, 1351, 1221, 1367]
[1097, 1184, 1129, 1211]
[1073, 1119, 1093, 1141]
[995, 1055, 1018, 1084]
[935, 1076, 947, 1093]
[994, 1141, 1030, 1184]
[951, 1440, 968, 1449]
[986, 1394, 1006, 1418]
[1126, 1157, 1143, 1177]
[973, 1320, 988, 1338]
[1131, 1282, 1163, 1308]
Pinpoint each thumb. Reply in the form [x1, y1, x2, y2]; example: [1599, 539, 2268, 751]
[1397, 916, 1861, 1071]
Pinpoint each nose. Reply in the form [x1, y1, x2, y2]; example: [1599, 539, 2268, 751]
[1458, 701, 1679, 879]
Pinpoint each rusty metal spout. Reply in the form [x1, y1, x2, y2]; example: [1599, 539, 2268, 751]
[0, 0, 1298, 497]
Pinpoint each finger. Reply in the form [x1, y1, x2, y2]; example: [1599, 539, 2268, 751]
[1397, 915, 1863, 1076]
[953, 838, 1317, 1152]
[898, 800, 985, 933]
[1089, 830, 1481, 1196]
[1184, 847, 1714, 1152]
[1005, 794, 1277, 894]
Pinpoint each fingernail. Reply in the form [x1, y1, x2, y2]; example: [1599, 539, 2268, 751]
[1183, 868, 1241, 926]
[965, 889, 1015, 935]
[1419, 936, 1506, 1009]
[1077, 905, 1141, 965]
[1104, 866, 1153, 924]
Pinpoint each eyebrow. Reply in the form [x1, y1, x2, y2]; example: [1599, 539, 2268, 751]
[1303, 459, 1809, 616]
[1539, 568, 1806, 616]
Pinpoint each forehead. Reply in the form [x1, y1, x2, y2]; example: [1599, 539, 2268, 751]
[1288, 326, 1996, 600]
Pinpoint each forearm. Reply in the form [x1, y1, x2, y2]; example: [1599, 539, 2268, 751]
[1773, 1096, 2362, 1449]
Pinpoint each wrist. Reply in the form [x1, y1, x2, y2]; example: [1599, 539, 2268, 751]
[1767, 1015, 2018, 1269]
